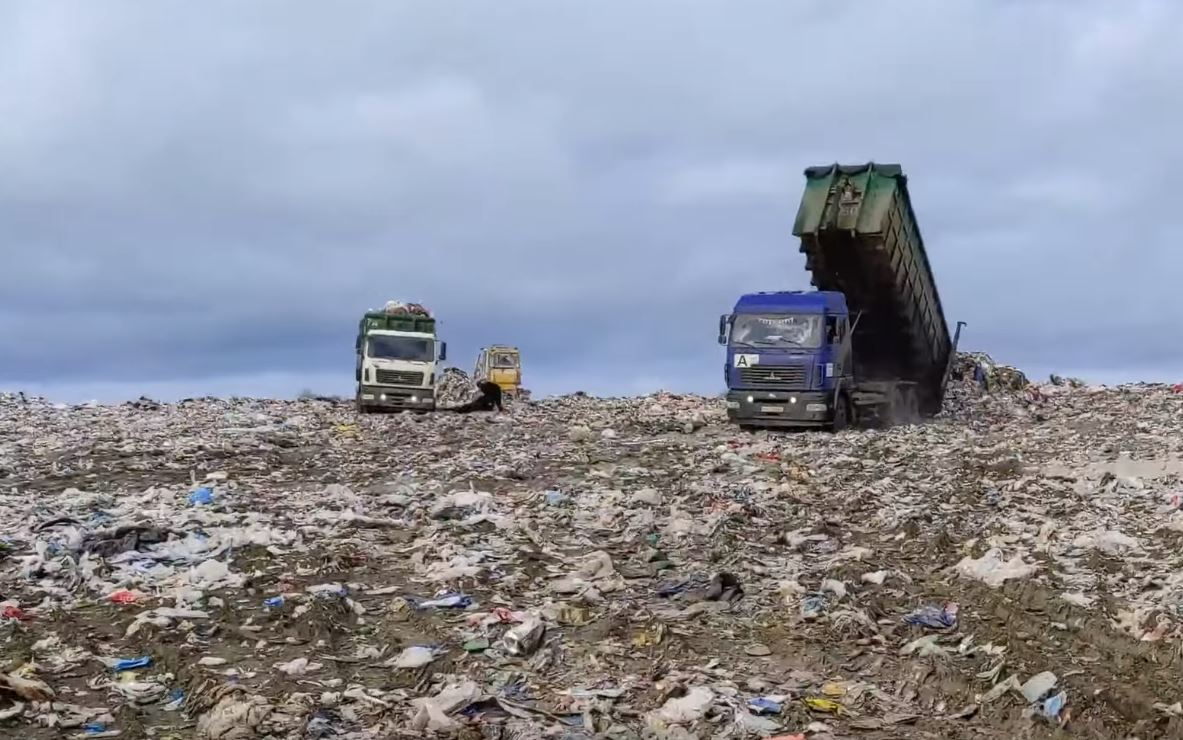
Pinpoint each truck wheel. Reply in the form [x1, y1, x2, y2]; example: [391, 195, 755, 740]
[831, 395, 851, 432]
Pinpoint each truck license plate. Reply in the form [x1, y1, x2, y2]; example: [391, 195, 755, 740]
[760, 405, 784, 413]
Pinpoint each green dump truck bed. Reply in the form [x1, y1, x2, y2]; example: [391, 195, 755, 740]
[792, 163, 952, 414]
[358, 311, 436, 335]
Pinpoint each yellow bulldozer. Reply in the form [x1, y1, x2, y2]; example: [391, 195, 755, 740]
[474, 345, 526, 400]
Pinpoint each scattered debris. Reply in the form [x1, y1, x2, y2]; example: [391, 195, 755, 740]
[903, 602, 959, 629]
[503, 615, 547, 656]
[1042, 691, 1068, 721]
[390, 646, 437, 669]
[0, 673, 54, 702]
[1020, 671, 1058, 703]
[956, 548, 1038, 587]
[409, 679, 482, 732]
[655, 686, 715, 725]
[0, 365, 1177, 736]
[436, 368, 477, 406]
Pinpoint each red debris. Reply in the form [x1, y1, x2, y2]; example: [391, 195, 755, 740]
[492, 607, 520, 623]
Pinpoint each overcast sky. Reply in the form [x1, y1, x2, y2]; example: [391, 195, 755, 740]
[2, 0, 1180, 401]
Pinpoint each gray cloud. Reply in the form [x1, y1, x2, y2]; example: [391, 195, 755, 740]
[1, 0, 1181, 401]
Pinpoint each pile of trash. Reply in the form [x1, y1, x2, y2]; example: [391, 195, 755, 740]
[943, 352, 1045, 422]
[0, 367, 1181, 738]
[949, 352, 1029, 393]
[435, 367, 477, 406]
[380, 300, 431, 317]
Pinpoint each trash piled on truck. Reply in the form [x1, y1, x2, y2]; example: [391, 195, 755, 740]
[0, 359, 1181, 738]
[381, 300, 431, 317]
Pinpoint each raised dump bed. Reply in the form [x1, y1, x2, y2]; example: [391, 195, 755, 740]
[792, 163, 952, 414]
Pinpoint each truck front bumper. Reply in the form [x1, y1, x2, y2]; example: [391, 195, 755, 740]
[358, 385, 436, 411]
[725, 390, 832, 428]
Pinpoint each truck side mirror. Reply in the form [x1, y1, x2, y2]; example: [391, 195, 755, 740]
[717, 315, 729, 345]
[439, 342, 448, 362]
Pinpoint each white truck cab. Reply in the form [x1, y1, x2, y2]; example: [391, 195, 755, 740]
[355, 306, 446, 413]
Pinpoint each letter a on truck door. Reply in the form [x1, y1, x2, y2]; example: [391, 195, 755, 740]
[733, 354, 760, 368]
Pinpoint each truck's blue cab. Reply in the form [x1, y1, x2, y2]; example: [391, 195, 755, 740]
[718, 291, 853, 428]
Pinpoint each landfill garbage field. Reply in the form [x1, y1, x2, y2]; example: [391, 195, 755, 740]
[1, 359, 1182, 739]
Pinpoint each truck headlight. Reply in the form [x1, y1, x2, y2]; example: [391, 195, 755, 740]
[746, 395, 754, 404]
[410, 395, 419, 403]
[379, 394, 387, 401]
[790, 396, 798, 404]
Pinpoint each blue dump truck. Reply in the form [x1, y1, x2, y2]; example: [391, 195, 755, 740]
[719, 163, 965, 429]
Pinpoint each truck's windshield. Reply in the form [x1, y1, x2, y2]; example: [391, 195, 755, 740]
[367, 335, 434, 362]
[731, 314, 823, 348]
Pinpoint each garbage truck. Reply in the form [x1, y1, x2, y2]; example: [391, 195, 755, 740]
[355, 302, 447, 413]
[719, 163, 965, 429]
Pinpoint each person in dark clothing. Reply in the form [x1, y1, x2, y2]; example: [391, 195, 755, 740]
[448, 380, 504, 413]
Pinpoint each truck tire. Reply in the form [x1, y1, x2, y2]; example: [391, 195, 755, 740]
[831, 394, 851, 432]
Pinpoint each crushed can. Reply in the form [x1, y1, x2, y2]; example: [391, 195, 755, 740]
[503, 616, 546, 656]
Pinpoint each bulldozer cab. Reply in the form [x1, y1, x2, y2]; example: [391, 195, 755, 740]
[475, 346, 522, 396]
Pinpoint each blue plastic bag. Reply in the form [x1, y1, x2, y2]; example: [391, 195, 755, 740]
[1042, 691, 1067, 720]
[748, 697, 783, 715]
[417, 593, 473, 609]
[113, 656, 152, 672]
[188, 487, 214, 506]
[903, 602, 959, 629]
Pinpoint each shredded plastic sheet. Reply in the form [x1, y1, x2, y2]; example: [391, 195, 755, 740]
[956, 548, 1038, 587]
[654, 686, 715, 724]
[195, 693, 273, 739]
